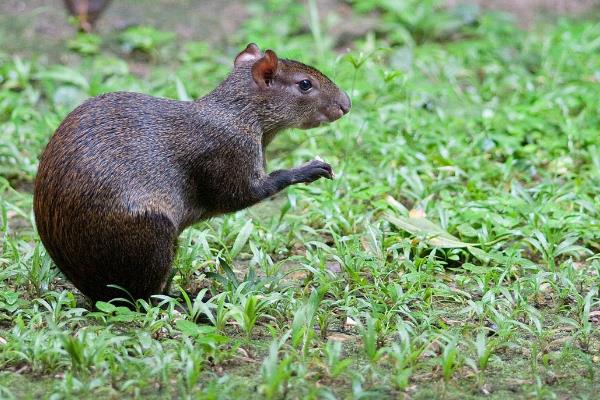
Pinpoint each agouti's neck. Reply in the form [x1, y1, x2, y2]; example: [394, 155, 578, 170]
[196, 70, 286, 140]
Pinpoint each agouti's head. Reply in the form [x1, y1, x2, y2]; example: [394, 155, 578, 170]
[232, 43, 351, 130]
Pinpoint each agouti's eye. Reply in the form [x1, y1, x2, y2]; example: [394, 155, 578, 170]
[297, 79, 312, 92]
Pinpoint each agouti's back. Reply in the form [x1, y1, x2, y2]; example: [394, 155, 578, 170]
[34, 44, 350, 302]
[36, 93, 207, 227]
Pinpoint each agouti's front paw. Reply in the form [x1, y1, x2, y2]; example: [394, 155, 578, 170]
[296, 158, 334, 183]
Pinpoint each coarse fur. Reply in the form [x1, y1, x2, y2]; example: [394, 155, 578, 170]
[34, 43, 350, 302]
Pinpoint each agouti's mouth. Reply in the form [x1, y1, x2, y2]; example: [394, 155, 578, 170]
[323, 104, 346, 122]
[301, 119, 326, 129]
[300, 104, 348, 129]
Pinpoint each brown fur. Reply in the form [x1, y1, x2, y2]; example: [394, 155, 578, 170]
[34, 44, 350, 302]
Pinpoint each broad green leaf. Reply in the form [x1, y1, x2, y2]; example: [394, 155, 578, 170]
[461, 263, 488, 274]
[386, 195, 409, 214]
[176, 319, 203, 336]
[176, 320, 229, 344]
[385, 213, 473, 248]
[230, 219, 254, 259]
[36, 65, 89, 90]
[175, 77, 191, 101]
[95, 301, 117, 313]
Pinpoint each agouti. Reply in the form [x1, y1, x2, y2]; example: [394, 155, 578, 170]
[34, 43, 350, 303]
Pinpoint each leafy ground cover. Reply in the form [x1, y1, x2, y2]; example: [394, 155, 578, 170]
[1, 1, 599, 398]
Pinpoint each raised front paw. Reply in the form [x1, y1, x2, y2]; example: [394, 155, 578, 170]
[295, 158, 334, 183]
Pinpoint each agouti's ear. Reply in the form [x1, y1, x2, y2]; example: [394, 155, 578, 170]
[234, 43, 262, 67]
[251, 49, 279, 88]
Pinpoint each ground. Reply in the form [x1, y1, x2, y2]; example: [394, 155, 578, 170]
[1, 1, 600, 399]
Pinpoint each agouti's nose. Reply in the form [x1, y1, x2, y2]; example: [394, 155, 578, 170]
[338, 91, 351, 114]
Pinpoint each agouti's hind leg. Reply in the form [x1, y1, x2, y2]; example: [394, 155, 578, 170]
[72, 211, 178, 303]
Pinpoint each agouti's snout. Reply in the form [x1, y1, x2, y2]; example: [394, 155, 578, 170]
[339, 91, 352, 115]
[328, 91, 352, 121]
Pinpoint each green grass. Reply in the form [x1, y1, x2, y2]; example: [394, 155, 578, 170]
[1, 1, 600, 399]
